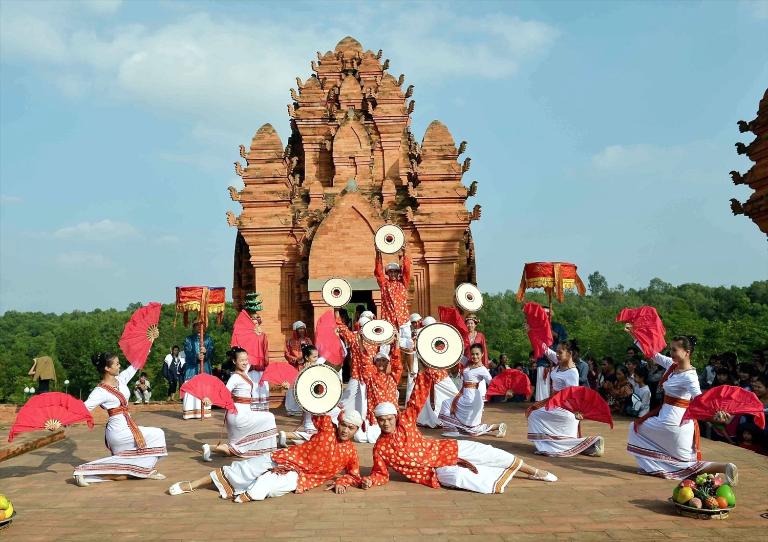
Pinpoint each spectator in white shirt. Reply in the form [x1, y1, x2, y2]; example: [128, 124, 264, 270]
[626, 366, 651, 418]
[163, 345, 185, 401]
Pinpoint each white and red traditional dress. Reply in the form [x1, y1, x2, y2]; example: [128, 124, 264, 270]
[224, 372, 278, 457]
[626, 351, 710, 479]
[354, 344, 402, 443]
[464, 330, 489, 368]
[438, 359, 495, 436]
[73, 365, 167, 482]
[366, 370, 524, 494]
[284, 330, 312, 416]
[211, 414, 361, 502]
[526, 347, 602, 456]
[374, 252, 412, 333]
[247, 332, 269, 385]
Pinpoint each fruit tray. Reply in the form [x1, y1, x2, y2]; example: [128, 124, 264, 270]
[0, 510, 16, 531]
[668, 498, 733, 520]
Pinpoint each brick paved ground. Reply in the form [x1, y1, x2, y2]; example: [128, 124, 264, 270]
[1, 401, 766, 541]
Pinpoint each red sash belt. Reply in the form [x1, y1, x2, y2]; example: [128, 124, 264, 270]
[232, 396, 252, 404]
[106, 405, 147, 449]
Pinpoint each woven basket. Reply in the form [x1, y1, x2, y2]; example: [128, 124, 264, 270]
[668, 498, 732, 520]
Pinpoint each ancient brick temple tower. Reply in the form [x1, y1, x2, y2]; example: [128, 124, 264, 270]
[730, 89, 768, 236]
[227, 37, 480, 358]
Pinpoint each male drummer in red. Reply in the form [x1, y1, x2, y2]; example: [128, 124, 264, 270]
[361, 366, 558, 494]
[374, 246, 412, 338]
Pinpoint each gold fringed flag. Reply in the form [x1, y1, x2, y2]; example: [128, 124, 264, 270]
[175, 286, 226, 327]
[516, 262, 586, 304]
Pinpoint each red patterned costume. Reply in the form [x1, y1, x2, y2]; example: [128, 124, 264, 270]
[284, 331, 311, 368]
[365, 369, 459, 488]
[374, 251, 412, 328]
[337, 319, 379, 380]
[360, 343, 403, 426]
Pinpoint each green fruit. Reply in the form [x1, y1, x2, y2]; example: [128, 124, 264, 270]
[673, 485, 681, 501]
[0, 496, 8, 510]
[695, 474, 708, 485]
[716, 485, 736, 507]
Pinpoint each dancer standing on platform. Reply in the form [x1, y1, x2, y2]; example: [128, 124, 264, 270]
[361, 367, 557, 494]
[169, 410, 364, 501]
[374, 245, 412, 341]
[438, 343, 506, 437]
[526, 339, 605, 457]
[626, 332, 739, 482]
[182, 321, 214, 419]
[284, 322, 312, 416]
[200, 347, 278, 461]
[464, 315, 489, 368]
[73, 352, 167, 486]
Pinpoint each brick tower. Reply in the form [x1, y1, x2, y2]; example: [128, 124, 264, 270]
[228, 37, 480, 358]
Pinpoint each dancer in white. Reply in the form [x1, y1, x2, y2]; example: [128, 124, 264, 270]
[200, 347, 278, 461]
[527, 339, 605, 457]
[438, 343, 506, 437]
[73, 352, 167, 486]
[626, 333, 738, 482]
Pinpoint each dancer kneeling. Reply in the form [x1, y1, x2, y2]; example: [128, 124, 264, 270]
[527, 340, 605, 457]
[361, 366, 556, 494]
[169, 410, 364, 501]
[626, 333, 738, 483]
[201, 347, 278, 461]
[73, 352, 167, 486]
[438, 343, 506, 437]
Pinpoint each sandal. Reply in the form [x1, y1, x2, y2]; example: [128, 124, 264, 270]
[168, 481, 194, 496]
[74, 474, 90, 487]
[202, 443, 213, 462]
[529, 469, 558, 482]
[496, 423, 507, 438]
[148, 471, 167, 480]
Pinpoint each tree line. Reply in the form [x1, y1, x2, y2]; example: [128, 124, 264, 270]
[1, 274, 766, 404]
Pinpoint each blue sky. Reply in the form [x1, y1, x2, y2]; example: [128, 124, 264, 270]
[1, 0, 766, 314]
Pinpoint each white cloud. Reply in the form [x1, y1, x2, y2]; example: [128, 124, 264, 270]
[53, 219, 139, 241]
[0, 195, 23, 203]
[155, 234, 180, 244]
[742, 0, 768, 20]
[56, 251, 115, 269]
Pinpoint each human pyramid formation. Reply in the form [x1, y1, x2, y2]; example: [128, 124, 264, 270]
[63, 228, 743, 503]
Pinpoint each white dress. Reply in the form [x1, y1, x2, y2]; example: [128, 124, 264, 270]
[527, 348, 601, 456]
[626, 352, 710, 479]
[73, 366, 167, 482]
[225, 373, 278, 457]
[438, 361, 495, 436]
[405, 352, 459, 428]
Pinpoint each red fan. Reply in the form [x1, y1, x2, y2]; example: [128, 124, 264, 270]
[231, 310, 269, 369]
[438, 306, 469, 340]
[119, 302, 162, 369]
[259, 362, 299, 386]
[546, 387, 613, 428]
[523, 302, 553, 359]
[486, 369, 531, 400]
[315, 309, 344, 368]
[683, 385, 765, 429]
[615, 306, 666, 359]
[8, 392, 94, 442]
[180, 374, 236, 413]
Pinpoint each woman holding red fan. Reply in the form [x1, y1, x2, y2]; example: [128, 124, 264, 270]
[526, 339, 606, 457]
[201, 347, 278, 461]
[626, 332, 739, 482]
[72, 352, 167, 486]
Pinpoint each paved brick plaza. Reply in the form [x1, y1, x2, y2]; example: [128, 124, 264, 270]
[1, 401, 766, 541]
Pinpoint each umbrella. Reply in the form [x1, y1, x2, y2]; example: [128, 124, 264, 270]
[523, 302, 553, 359]
[615, 306, 666, 359]
[515, 262, 586, 306]
[180, 374, 236, 413]
[315, 309, 344, 368]
[486, 369, 531, 400]
[231, 310, 269, 369]
[259, 362, 299, 386]
[683, 385, 765, 429]
[8, 392, 93, 442]
[545, 387, 613, 428]
[119, 302, 162, 369]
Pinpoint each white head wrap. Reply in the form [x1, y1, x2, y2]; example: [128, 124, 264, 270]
[385, 262, 400, 272]
[361, 310, 375, 320]
[422, 316, 437, 326]
[409, 313, 422, 323]
[374, 351, 390, 361]
[292, 321, 306, 331]
[373, 402, 398, 417]
[341, 409, 363, 428]
[358, 316, 371, 327]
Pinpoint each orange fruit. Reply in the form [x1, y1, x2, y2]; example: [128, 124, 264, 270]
[716, 496, 729, 509]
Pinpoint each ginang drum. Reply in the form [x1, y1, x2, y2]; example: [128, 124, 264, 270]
[374, 224, 405, 254]
[321, 278, 352, 308]
[455, 283, 484, 313]
[360, 319, 396, 346]
[293, 364, 343, 414]
[416, 323, 464, 370]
